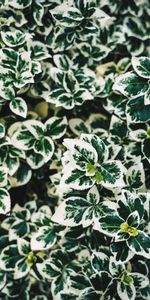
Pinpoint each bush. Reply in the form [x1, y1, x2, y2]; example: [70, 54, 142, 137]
[0, 0, 150, 299]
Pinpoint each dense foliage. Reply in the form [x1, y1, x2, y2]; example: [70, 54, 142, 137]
[0, 0, 150, 299]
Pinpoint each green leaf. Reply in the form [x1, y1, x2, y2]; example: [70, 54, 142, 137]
[9, 219, 30, 241]
[31, 226, 57, 251]
[11, 129, 35, 151]
[127, 163, 145, 190]
[62, 167, 94, 191]
[117, 281, 136, 300]
[124, 16, 148, 41]
[51, 5, 83, 27]
[0, 188, 10, 215]
[0, 124, 5, 139]
[111, 241, 134, 263]
[1, 30, 27, 47]
[0, 270, 6, 291]
[142, 138, 150, 162]
[9, 97, 27, 118]
[52, 185, 116, 227]
[144, 86, 150, 105]
[127, 231, 150, 258]
[81, 134, 108, 163]
[0, 166, 7, 187]
[117, 190, 144, 221]
[34, 136, 54, 162]
[126, 96, 150, 123]
[91, 252, 109, 273]
[24, 120, 45, 139]
[17, 238, 30, 256]
[33, 3, 44, 26]
[27, 151, 45, 169]
[14, 257, 30, 279]
[63, 138, 98, 170]
[0, 48, 18, 71]
[29, 42, 51, 61]
[9, 0, 32, 9]
[132, 56, 150, 79]
[132, 273, 149, 290]
[100, 160, 125, 188]
[94, 214, 124, 237]
[0, 245, 20, 271]
[11, 163, 32, 187]
[69, 118, 91, 136]
[45, 116, 67, 139]
[113, 72, 148, 99]
[126, 211, 140, 228]
[0, 80, 15, 100]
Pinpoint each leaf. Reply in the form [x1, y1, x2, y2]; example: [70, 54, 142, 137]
[17, 238, 30, 256]
[1, 30, 26, 47]
[9, 0, 32, 9]
[9, 97, 27, 118]
[45, 116, 67, 139]
[53, 54, 71, 70]
[117, 190, 144, 221]
[0, 48, 18, 71]
[30, 42, 51, 61]
[142, 138, 150, 162]
[132, 56, 150, 79]
[0, 245, 20, 271]
[87, 185, 100, 203]
[0, 124, 5, 139]
[94, 214, 124, 237]
[127, 231, 150, 258]
[69, 118, 91, 136]
[117, 281, 136, 300]
[127, 163, 145, 189]
[34, 136, 54, 162]
[100, 160, 125, 188]
[0, 188, 11, 215]
[0, 271, 6, 291]
[11, 163, 32, 187]
[36, 261, 60, 281]
[62, 167, 94, 191]
[126, 96, 150, 123]
[0, 80, 15, 100]
[33, 3, 44, 26]
[5, 156, 19, 177]
[126, 211, 140, 228]
[0, 166, 7, 187]
[81, 134, 109, 163]
[111, 241, 134, 263]
[14, 51, 34, 88]
[14, 258, 30, 280]
[132, 273, 149, 289]
[27, 151, 45, 169]
[9, 219, 30, 241]
[144, 86, 150, 105]
[91, 252, 109, 273]
[11, 130, 35, 151]
[124, 16, 148, 41]
[113, 72, 148, 99]
[31, 226, 57, 251]
[51, 197, 86, 227]
[63, 138, 98, 170]
[51, 5, 83, 27]
[24, 120, 45, 139]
